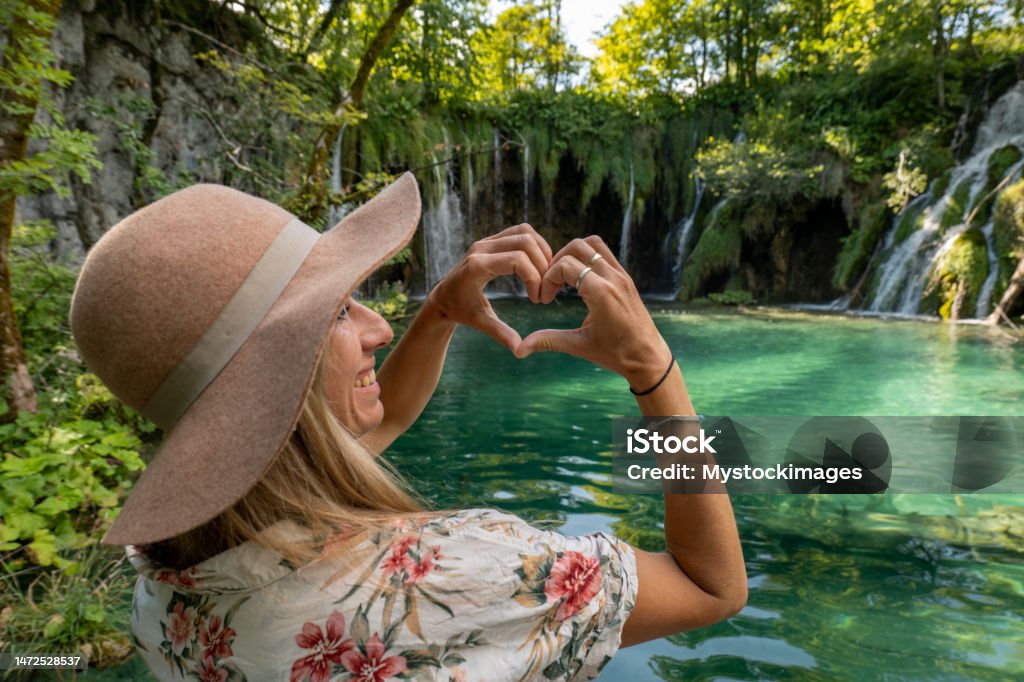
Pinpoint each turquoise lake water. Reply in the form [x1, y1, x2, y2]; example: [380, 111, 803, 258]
[387, 301, 1024, 681]
[102, 301, 1024, 680]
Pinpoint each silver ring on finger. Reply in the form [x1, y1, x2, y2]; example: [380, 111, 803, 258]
[574, 266, 593, 290]
[588, 252, 604, 267]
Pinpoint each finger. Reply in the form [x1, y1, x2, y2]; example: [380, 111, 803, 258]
[583, 235, 628, 276]
[550, 237, 619, 279]
[465, 251, 543, 302]
[472, 309, 523, 352]
[539, 254, 608, 304]
[482, 223, 553, 263]
[516, 328, 589, 359]
[469, 234, 549, 286]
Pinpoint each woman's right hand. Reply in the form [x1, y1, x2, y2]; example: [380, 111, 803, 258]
[514, 236, 673, 391]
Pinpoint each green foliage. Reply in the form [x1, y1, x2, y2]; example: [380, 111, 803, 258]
[0, 123, 101, 202]
[0, 0, 101, 203]
[0, 543, 135, 668]
[84, 94, 174, 202]
[363, 280, 409, 319]
[0, 404, 145, 568]
[883, 150, 930, 212]
[471, 1, 581, 94]
[921, 227, 989, 319]
[697, 136, 823, 205]
[708, 289, 754, 305]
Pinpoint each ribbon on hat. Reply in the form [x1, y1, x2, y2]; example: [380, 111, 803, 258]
[141, 218, 320, 430]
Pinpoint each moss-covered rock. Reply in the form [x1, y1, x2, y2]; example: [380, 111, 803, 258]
[894, 201, 928, 244]
[988, 145, 1023, 187]
[931, 168, 953, 200]
[921, 227, 989, 319]
[833, 199, 889, 290]
[679, 201, 743, 300]
[965, 145, 1024, 228]
[991, 179, 1024, 302]
[939, 178, 973, 233]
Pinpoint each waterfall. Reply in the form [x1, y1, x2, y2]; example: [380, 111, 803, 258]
[667, 174, 705, 296]
[865, 82, 1024, 316]
[619, 163, 635, 267]
[422, 130, 466, 290]
[325, 123, 351, 228]
[522, 141, 530, 223]
[493, 128, 503, 226]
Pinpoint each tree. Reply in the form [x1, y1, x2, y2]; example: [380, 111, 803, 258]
[473, 1, 580, 94]
[0, 0, 99, 421]
[291, 0, 418, 224]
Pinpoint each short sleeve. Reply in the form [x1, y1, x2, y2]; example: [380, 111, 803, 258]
[435, 509, 639, 681]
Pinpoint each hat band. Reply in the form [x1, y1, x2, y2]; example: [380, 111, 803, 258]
[141, 218, 320, 430]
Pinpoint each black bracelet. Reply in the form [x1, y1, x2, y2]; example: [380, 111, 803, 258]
[629, 353, 676, 396]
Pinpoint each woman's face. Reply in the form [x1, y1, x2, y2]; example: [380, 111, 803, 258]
[323, 298, 394, 436]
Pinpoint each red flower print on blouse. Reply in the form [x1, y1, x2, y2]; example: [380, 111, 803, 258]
[167, 601, 199, 656]
[381, 548, 414, 576]
[195, 657, 228, 682]
[404, 553, 435, 585]
[156, 566, 198, 589]
[198, 614, 236, 660]
[340, 633, 407, 682]
[289, 610, 354, 682]
[544, 551, 603, 621]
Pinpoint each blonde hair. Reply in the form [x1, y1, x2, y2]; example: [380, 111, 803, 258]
[144, 351, 431, 569]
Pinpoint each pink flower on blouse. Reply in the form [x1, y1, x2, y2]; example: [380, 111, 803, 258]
[195, 657, 228, 682]
[340, 633, 407, 682]
[198, 614, 236, 660]
[544, 551, 602, 621]
[290, 611, 354, 682]
[166, 601, 199, 656]
[156, 566, 198, 589]
[404, 554, 434, 585]
[381, 548, 414, 576]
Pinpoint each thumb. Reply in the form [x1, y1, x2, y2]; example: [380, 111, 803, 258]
[515, 328, 589, 359]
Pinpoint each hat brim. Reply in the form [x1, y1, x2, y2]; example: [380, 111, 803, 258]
[102, 172, 421, 546]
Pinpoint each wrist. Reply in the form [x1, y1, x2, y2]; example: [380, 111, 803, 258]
[421, 290, 458, 331]
[621, 340, 674, 389]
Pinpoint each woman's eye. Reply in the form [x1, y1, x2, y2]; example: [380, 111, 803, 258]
[337, 305, 351, 322]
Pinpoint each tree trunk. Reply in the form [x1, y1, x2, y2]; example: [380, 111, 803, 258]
[986, 255, 1024, 326]
[292, 0, 416, 225]
[0, 0, 58, 420]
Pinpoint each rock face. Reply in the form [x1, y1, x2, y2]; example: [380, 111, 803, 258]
[16, 0, 250, 261]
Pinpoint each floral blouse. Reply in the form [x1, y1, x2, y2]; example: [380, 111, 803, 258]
[127, 508, 638, 682]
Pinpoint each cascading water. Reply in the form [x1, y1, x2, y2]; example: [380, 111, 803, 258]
[522, 141, 530, 223]
[422, 130, 466, 290]
[666, 174, 704, 296]
[493, 128, 503, 227]
[864, 81, 1024, 316]
[619, 164, 635, 268]
[325, 123, 353, 228]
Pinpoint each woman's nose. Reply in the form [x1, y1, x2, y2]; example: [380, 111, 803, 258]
[357, 302, 394, 350]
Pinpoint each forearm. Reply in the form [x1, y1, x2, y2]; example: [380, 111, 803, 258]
[635, 363, 747, 609]
[362, 296, 457, 453]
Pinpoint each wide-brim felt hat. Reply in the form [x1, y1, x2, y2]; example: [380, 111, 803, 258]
[70, 172, 421, 546]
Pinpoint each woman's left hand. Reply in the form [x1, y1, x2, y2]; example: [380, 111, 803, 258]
[426, 223, 552, 352]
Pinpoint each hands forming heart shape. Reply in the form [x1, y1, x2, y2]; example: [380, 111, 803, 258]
[426, 224, 673, 391]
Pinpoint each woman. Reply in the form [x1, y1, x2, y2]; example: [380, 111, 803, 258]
[70, 173, 746, 681]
